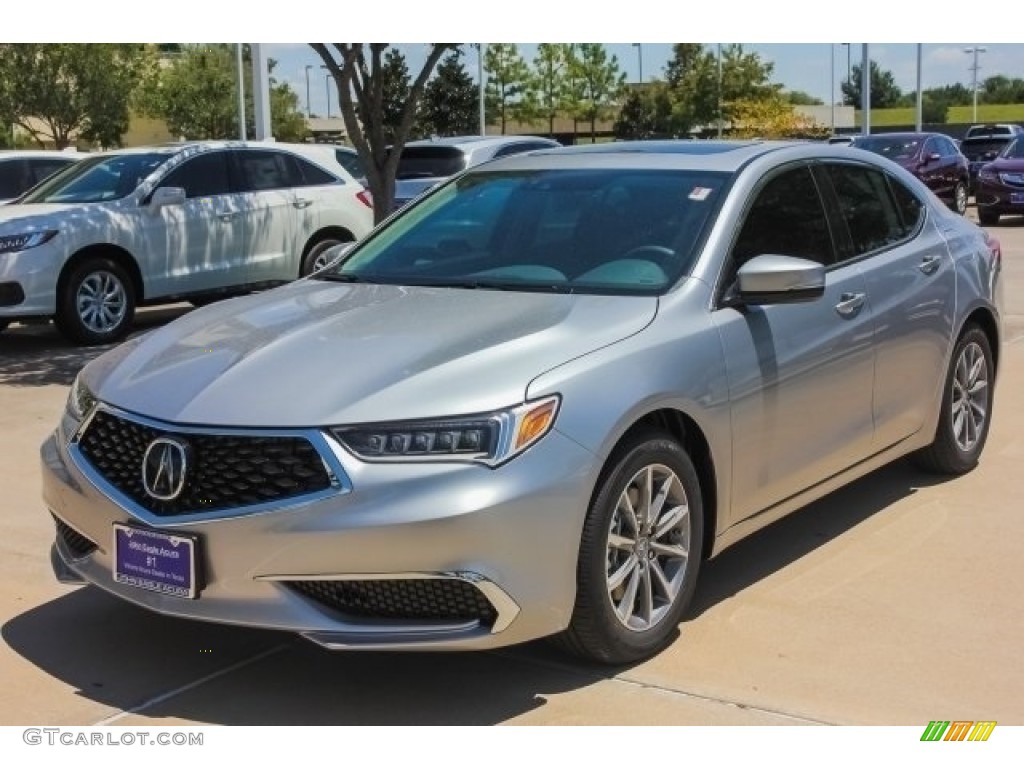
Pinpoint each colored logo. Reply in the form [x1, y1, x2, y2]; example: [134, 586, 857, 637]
[920, 721, 996, 742]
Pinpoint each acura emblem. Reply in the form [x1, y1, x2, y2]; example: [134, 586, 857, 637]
[141, 437, 190, 501]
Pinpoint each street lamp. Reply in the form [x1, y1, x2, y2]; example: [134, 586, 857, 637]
[964, 46, 987, 123]
[716, 43, 723, 139]
[475, 43, 486, 136]
[304, 65, 312, 118]
[632, 43, 643, 84]
[321, 65, 333, 120]
[830, 44, 835, 134]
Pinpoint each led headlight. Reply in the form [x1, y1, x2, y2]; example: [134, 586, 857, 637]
[66, 373, 97, 421]
[0, 230, 58, 254]
[331, 396, 560, 466]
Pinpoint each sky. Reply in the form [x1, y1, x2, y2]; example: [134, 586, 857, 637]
[269, 43, 1024, 119]
[7, 0, 1023, 119]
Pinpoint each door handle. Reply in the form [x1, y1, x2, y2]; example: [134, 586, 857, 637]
[919, 254, 942, 275]
[217, 212, 236, 222]
[835, 292, 866, 319]
[293, 198, 313, 209]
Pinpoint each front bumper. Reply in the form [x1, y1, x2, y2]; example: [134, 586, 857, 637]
[975, 178, 1024, 215]
[0, 241, 62, 318]
[42, 408, 598, 651]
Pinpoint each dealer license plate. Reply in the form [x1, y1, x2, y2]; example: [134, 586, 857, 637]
[113, 524, 199, 599]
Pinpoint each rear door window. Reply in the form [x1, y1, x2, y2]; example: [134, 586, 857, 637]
[160, 151, 232, 198]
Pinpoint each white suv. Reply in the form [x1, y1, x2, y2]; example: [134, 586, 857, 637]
[0, 141, 373, 344]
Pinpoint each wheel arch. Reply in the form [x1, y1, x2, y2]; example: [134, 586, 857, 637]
[961, 306, 1000, 376]
[606, 408, 719, 561]
[300, 226, 356, 259]
[57, 244, 144, 306]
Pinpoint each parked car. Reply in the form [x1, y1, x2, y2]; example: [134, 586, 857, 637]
[392, 135, 561, 209]
[0, 149, 85, 204]
[963, 123, 1023, 140]
[45, 140, 1002, 665]
[850, 132, 969, 214]
[961, 132, 1017, 192]
[975, 135, 1024, 225]
[0, 141, 373, 343]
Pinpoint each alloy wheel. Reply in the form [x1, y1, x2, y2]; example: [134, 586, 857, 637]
[76, 271, 128, 335]
[951, 340, 989, 452]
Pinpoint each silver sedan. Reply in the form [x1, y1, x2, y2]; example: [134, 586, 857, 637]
[44, 140, 1002, 664]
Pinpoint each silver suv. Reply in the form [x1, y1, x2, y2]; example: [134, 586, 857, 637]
[0, 141, 373, 344]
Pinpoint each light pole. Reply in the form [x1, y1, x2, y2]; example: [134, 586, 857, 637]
[964, 46, 987, 123]
[915, 44, 923, 132]
[830, 44, 835, 134]
[632, 43, 643, 84]
[861, 44, 870, 135]
[476, 44, 486, 136]
[304, 65, 312, 118]
[321, 66, 333, 120]
[716, 43, 723, 139]
[235, 43, 246, 141]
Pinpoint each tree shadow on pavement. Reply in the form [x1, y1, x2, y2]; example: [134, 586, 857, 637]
[0, 308, 189, 388]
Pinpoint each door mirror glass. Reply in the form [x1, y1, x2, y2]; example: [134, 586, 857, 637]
[150, 186, 185, 209]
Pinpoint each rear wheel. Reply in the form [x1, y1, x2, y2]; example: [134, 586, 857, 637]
[912, 325, 994, 475]
[300, 237, 350, 277]
[55, 258, 135, 345]
[950, 181, 968, 216]
[978, 209, 1000, 226]
[556, 431, 703, 664]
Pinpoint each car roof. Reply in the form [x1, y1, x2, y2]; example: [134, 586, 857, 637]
[480, 140, 834, 174]
[403, 135, 559, 151]
[0, 149, 87, 159]
[851, 132, 940, 141]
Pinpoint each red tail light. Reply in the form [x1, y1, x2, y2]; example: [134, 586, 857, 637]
[356, 189, 373, 209]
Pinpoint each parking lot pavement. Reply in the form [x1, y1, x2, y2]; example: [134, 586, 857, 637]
[3, 223, 1024, 726]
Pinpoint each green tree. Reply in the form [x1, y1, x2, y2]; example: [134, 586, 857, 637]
[613, 82, 673, 139]
[921, 94, 950, 124]
[362, 47, 411, 144]
[571, 43, 626, 141]
[0, 44, 148, 148]
[311, 43, 453, 222]
[841, 61, 902, 108]
[484, 43, 532, 134]
[980, 75, 1024, 104]
[138, 45, 308, 142]
[785, 90, 824, 106]
[418, 49, 477, 137]
[531, 43, 571, 137]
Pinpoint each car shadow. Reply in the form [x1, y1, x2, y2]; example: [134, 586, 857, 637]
[0, 307, 191, 388]
[2, 459, 954, 725]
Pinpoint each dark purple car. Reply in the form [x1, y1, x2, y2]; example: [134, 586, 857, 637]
[975, 136, 1024, 226]
[851, 132, 970, 215]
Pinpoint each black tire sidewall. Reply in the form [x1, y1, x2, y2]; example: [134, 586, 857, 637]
[301, 238, 345, 277]
[56, 258, 135, 345]
[935, 326, 994, 472]
[573, 432, 704, 663]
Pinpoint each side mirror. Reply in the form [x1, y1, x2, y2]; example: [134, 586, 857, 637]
[149, 186, 185, 209]
[735, 254, 825, 306]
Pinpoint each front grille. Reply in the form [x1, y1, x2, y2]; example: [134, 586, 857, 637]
[77, 410, 332, 517]
[54, 515, 98, 559]
[289, 579, 499, 626]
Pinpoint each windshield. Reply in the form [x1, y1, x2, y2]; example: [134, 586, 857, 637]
[999, 138, 1024, 159]
[19, 152, 172, 204]
[853, 137, 921, 160]
[322, 167, 729, 295]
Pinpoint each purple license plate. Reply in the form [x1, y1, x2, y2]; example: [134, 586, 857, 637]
[1011, 192, 1024, 204]
[113, 524, 199, 599]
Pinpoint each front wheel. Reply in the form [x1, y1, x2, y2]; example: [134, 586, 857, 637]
[55, 258, 136, 345]
[300, 237, 350, 277]
[556, 431, 703, 664]
[912, 325, 994, 475]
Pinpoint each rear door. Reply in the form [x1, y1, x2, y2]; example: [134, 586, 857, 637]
[230, 149, 304, 284]
[820, 162, 956, 448]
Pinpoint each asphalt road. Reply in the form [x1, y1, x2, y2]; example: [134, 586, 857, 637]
[2, 213, 1023, 726]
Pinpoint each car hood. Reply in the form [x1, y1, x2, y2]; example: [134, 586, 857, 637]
[0, 202, 109, 230]
[86, 280, 659, 427]
[986, 157, 1024, 172]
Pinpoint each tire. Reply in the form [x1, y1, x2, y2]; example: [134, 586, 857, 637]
[912, 324, 994, 475]
[978, 209, 1000, 226]
[300, 237, 350, 277]
[950, 181, 968, 216]
[556, 430, 704, 664]
[55, 258, 136, 346]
